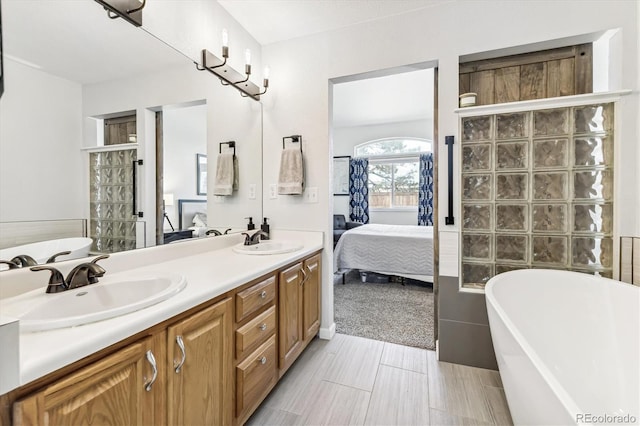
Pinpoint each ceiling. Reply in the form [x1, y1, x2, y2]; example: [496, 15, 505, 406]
[217, 0, 450, 45]
[2, 0, 188, 85]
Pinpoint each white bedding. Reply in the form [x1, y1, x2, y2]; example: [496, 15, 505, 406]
[333, 224, 434, 282]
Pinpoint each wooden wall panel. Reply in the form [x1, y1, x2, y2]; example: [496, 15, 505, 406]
[469, 70, 495, 105]
[547, 58, 575, 97]
[459, 43, 592, 106]
[494, 66, 520, 103]
[519, 62, 547, 100]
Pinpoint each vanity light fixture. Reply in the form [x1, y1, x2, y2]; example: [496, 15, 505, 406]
[94, 0, 146, 27]
[197, 30, 269, 101]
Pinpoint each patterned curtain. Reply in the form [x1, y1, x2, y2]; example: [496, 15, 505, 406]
[418, 153, 434, 226]
[349, 157, 369, 224]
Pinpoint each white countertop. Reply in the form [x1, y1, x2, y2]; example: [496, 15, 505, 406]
[0, 230, 323, 394]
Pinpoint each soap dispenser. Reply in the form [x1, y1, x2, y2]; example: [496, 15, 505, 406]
[261, 218, 270, 240]
[246, 217, 255, 230]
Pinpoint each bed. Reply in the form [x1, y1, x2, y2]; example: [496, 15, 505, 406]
[177, 199, 208, 237]
[333, 223, 434, 283]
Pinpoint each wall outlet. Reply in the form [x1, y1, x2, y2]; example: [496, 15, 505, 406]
[305, 187, 318, 203]
[269, 184, 278, 199]
[248, 183, 256, 200]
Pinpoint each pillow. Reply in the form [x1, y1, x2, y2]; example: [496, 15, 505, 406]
[192, 212, 207, 228]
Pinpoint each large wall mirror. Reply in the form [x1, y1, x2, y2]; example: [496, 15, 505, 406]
[0, 0, 262, 270]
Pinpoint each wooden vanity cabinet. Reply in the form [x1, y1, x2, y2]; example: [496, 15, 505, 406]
[167, 297, 233, 426]
[234, 275, 278, 424]
[7, 250, 322, 426]
[13, 335, 165, 426]
[278, 253, 322, 375]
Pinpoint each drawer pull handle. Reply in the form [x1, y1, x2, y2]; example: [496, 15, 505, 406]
[259, 323, 267, 331]
[174, 335, 186, 373]
[144, 350, 158, 392]
[260, 290, 267, 299]
[259, 356, 267, 365]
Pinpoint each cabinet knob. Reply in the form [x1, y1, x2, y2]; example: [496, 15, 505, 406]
[259, 356, 267, 365]
[260, 290, 267, 299]
[259, 323, 267, 331]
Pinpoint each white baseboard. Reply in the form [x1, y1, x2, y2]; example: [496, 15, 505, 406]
[319, 323, 336, 340]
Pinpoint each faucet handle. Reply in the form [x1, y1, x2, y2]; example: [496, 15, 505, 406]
[12, 255, 38, 267]
[241, 232, 252, 245]
[90, 254, 110, 264]
[0, 260, 21, 270]
[31, 266, 68, 293]
[87, 255, 109, 283]
[46, 251, 71, 263]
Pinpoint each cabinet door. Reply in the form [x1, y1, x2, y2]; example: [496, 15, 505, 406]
[302, 253, 321, 342]
[278, 262, 303, 372]
[167, 298, 233, 426]
[13, 337, 159, 426]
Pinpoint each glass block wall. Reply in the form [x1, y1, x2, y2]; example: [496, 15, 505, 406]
[89, 149, 139, 253]
[460, 103, 614, 289]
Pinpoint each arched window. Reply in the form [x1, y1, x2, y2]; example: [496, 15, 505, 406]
[354, 138, 431, 209]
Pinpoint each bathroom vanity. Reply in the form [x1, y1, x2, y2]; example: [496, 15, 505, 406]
[0, 230, 323, 426]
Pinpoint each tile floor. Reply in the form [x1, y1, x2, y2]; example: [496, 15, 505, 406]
[247, 333, 514, 425]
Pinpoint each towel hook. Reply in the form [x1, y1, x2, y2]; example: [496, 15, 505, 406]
[219, 141, 236, 157]
[282, 135, 302, 153]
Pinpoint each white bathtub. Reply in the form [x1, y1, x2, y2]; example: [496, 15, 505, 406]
[486, 269, 639, 425]
[0, 237, 93, 270]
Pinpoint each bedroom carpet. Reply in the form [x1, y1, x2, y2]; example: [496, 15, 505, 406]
[333, 271, 435, 350]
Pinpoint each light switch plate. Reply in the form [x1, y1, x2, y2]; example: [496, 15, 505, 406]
[269, 184, 278, 199]
[248, 183, 256, 200]
[305, 187, 318, 203]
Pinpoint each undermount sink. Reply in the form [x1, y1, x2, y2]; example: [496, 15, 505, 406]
[1, 272, 186, 332]
[233, 240, 304, 255]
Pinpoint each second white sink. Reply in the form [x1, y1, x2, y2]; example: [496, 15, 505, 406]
[233, 240, 303, 255]
[1, 272, 187, 332]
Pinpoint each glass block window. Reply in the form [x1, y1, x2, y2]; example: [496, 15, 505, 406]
[460, 103, 614, 289]
[89, 149, 139, 253]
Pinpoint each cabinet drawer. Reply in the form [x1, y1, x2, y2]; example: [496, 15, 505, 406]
[236, 305, 276, 359]
[236, 275, 276, 322]
[236, 335, 278, 418]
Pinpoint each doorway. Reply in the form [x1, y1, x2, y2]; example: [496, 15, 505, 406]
[330, 65, 438, 351]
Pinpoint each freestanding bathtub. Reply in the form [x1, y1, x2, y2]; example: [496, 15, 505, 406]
[0, 237, 93, 270]
[486, 269, 639, 425]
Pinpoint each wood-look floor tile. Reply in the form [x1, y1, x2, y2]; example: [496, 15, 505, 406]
[364, 365, 429, 426]
[246, 406, 301, 426]
[321, 334, 384, 391]
[299, 380, 370, 426]
[451, 362, 503, 388]
[380, 342, 428, 374]
[265, 347, 334, 414]
[484, 385, 514, 426]
[429, 408, 493, 425]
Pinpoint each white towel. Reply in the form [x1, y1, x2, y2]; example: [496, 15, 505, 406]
[213, 153, 237, 196]
[278, 148, 304, 194]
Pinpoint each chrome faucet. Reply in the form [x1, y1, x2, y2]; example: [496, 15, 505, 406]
[242, 230, 269, 246]
[31, 254, 110, 293]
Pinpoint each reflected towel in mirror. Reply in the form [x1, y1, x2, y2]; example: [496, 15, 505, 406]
[213, 153, 238, 196]
[278, 148, 304, 195]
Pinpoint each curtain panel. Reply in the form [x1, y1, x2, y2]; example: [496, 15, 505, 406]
[349, 157, 369, 224]
[418, 153, 434, 226]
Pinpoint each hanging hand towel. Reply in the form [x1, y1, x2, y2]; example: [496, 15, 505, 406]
[213, 153, 235, 196]
[278, 148, 304, 195]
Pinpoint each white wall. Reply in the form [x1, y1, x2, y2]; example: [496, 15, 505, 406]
[163, 104, 208, 230]
[262, 0, 639, 337]
[0, 60, 84, 221]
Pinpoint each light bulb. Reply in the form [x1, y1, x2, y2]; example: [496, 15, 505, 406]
[221, 29, 228, 47]
[245, 49, 251, 66]
[264, 66, 270, 80]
